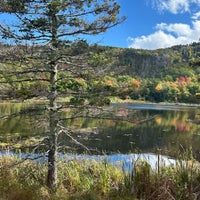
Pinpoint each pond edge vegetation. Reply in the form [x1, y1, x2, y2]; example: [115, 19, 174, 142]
[1, 151, 200, 200]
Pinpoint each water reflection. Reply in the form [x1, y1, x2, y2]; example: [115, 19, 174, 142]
[0, 151, 176, 172]
[0, 103, 46, 137]
[0, 102, 200, 160]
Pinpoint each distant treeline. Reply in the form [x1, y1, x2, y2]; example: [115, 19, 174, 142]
[0, 41, 200, 103]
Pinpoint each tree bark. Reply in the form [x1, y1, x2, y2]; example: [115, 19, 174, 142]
[47, 109, 58, 189]
[47, 63, 58, 189]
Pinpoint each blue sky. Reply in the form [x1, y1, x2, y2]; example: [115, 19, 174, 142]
[88, 0, 200, 49]
[1, 0, 200, 50]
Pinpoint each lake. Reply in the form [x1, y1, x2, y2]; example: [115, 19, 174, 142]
[0, 102, 200, 162]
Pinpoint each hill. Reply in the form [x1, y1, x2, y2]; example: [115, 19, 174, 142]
[96, 42, 200, 79]
[0, 41, 200, 103]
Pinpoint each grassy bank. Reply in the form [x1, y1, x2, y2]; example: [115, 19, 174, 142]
[1, 155, 200, 200]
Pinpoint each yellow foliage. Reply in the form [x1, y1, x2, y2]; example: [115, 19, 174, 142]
[155, 117, 162, 125]
[13, 143, 22, 148]
[0, 142, 9, 148]
[155, 83, 163, 91]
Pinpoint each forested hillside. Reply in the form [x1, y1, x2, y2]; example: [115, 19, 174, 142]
[76, 41, 200, 103]
[99, 42, 200, 78]
[0, 41, 200, 103]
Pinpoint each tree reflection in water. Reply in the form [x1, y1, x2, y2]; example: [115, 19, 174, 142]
[0, 103, 199, 160]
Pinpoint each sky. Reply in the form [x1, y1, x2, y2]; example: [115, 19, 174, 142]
[88, 0, 200, 50]
[1, 0, 200, 50]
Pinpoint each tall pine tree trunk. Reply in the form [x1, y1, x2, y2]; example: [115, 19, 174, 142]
[47, 110, 58, 188]
[47, 64, 58, 189]
[46, 8, 60, 188]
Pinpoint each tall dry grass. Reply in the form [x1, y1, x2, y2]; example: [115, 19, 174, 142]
[0, 153, 200, 200]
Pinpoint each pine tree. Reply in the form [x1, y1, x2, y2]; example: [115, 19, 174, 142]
[0, 0, 125, 189]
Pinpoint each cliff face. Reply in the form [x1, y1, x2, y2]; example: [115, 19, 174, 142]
[109, 42, 200, 78]
[0, 41, 199, 79]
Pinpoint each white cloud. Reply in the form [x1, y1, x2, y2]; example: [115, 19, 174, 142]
[156, 23, 192, 36]
[151, 0, 200, 14]
[192, 11, 200, 19]
[128, 20, 200, 49]
[161, 0, 189, 14]
[128, 1, 200, 49]
[128, 31, 177, 49]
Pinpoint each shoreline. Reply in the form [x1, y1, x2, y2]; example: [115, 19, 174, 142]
[112, 100, 200, 108]
[0, 97, 200, 108]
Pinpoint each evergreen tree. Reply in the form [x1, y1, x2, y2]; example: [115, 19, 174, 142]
[0, 0, 125, 189]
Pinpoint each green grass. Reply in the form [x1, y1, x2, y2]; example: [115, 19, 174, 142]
[0, 155, 200, 200]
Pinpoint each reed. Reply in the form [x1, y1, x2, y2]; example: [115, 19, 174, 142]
[0, 153, 199, 200]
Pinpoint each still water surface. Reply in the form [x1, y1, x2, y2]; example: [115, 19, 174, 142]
[0, 102, 200, 161]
